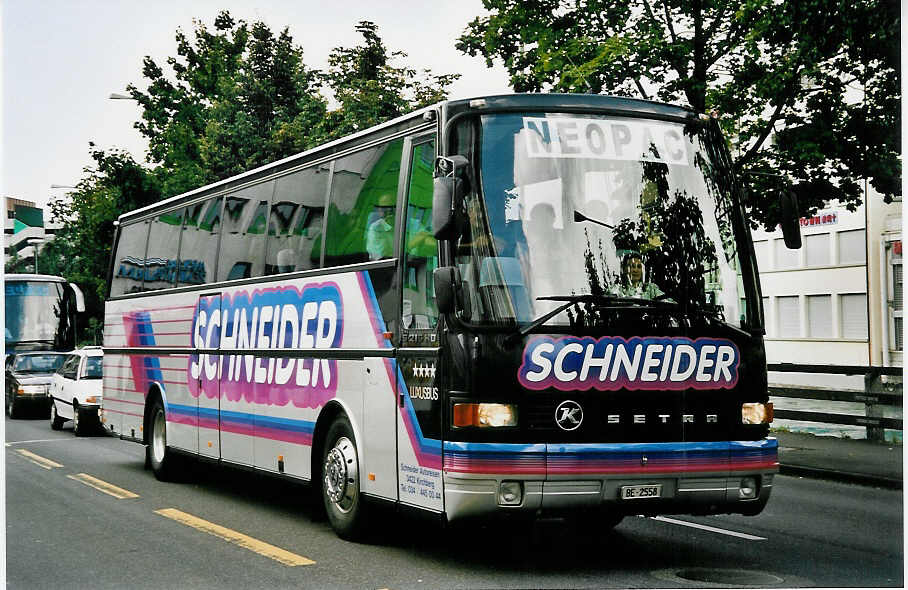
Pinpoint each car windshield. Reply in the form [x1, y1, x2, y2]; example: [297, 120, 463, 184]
[454, 112, 754, 330]
[13, 353, 66, 373]
[83, 356, 103, 379]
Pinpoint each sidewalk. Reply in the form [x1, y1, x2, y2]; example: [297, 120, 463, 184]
[774, 430, 903, 489]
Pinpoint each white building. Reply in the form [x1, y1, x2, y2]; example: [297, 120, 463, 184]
[751, 185, 902, 390]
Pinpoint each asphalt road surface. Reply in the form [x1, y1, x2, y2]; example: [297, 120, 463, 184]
[5, 412, 903, 589]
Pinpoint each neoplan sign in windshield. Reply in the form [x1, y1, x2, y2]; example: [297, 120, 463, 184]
[522, 117, 689, 166]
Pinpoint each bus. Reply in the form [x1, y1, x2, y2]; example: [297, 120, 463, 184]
[5, 274, 85, 354]
[102, 94, 796, 540]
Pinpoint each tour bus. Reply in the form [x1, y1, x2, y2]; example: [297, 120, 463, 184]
[102, 94, 797, 539]
[5, 274, 85, 354]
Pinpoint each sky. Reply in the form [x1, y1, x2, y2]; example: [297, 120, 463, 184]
[1, 0, 511, 211]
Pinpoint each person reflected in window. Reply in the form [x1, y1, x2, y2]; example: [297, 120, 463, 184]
[616, 251, 663, 299]
[366, 204, 395, 261]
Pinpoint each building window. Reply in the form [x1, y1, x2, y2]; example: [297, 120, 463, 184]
[806, 294, 832, 338]
[777, 295, 800, 338]
[774, 239, 800, 269]
[804, 233, 830, 267]
[839, 293, 868, 339]
[837, 229, 866, 265]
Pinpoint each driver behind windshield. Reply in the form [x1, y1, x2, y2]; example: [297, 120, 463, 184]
[616, 250, 663, 299]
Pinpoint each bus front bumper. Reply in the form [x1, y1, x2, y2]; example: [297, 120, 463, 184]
[442, 439, 777, 522]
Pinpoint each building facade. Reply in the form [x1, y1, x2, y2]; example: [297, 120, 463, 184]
[751, 186, 902, 389]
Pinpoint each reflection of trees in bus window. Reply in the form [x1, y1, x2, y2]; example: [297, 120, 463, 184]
[219, 182, 273, 281]
[144, 209, 185, 291]
[109, 221, 151, 297]
[324, 140, 404, 267]
[402, 139, 438, 334]
[177, 196, 221, 286]
[199, 198, 223, 232]
[266, 166, 327, 274]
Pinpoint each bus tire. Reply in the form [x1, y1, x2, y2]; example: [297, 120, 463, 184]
[321, 416, 368, 540]
[50, 401, 64, 430]
[147, 398, 176, 481]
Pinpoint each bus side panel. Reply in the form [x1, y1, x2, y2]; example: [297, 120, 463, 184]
[360, 356, 396, 499]
[395, 356, 443, 512]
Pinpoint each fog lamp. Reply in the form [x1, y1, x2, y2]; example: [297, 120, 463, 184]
[453, 403, 517, 428]
[739, 476, 758, 499]
[498, 481, 523, 506]
[741, 402, 773, 425]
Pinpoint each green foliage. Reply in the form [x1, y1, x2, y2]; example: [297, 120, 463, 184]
[458, 0, 900, 229]
[34, 13, 458, 342]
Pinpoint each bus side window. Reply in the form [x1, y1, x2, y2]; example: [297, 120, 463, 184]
[324, 139, 404, 267]
[177, 196, 221, 286]
[143, 209, 185, 291]
[402, 138, 438, 334]
[266, 166, 327, 275]
[218, 181, 274, 282]
[110, 221, 151, 296]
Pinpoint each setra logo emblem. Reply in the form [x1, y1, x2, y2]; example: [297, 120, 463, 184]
[555, 400, 584, 431]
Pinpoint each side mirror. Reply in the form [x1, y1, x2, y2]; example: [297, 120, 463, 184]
[779, 190, 802, 249]
[433, 265, 475, 322]
[432, 155, 469, 240]
[433, 266, 460, 314]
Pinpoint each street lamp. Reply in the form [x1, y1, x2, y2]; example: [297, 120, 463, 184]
[50, 184, 76, 189]
[27, 238, 44, 273]
[109, 92, 134, 100]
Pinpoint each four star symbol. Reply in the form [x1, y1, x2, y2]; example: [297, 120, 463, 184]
[412, 362, 437, 379]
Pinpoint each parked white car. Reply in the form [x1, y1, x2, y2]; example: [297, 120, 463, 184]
[49, 347, 103, 436]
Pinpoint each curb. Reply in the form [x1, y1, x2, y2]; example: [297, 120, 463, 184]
[779, 463, 902, 490]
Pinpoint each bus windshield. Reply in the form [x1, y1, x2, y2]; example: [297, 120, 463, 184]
[455, 112, 754, 330]
[5, 280, 67, 349]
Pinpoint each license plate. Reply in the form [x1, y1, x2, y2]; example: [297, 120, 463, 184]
[620, 484, 662, 500]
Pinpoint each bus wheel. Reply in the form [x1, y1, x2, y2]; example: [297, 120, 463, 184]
[147, 398, 175, 481]
[321, 417, 368, 540]
[50, 401, 64, 430]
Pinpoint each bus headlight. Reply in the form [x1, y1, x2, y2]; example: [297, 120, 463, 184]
[741, 402, 773, 425]
[452, 403, 517, 428]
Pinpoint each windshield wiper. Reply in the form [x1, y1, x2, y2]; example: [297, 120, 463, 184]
[8, 339, 56, 344]
[505, 294, 665, 344]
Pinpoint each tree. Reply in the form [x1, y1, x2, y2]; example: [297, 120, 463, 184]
[129, 11, 327, 197]
[23, 147, 162, 343]
[319, 21, 461, 138]
[457, 0, 900, 228]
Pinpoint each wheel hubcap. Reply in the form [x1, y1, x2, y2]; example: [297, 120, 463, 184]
[152, 409, 166, 462]
[324, 436, 358, 513]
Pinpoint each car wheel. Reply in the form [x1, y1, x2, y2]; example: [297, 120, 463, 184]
[321, 416, 369, 540]
[147, 398, 176, 481]
[50, 401, 64, 430]
[72, 403, 84, 436]
[8, 396, 18, 419]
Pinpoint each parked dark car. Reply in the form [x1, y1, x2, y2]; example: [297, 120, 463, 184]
[5, 352, 67, 418]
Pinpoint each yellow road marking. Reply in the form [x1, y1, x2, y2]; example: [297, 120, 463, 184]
[155, 508, 315, 566]
[68, 473, 139, 499]
[15, 449, 63, 469]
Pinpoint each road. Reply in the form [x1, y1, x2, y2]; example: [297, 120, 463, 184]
[5, 413, 903, 589]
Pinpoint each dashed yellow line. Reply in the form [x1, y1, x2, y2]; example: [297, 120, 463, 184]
[155, 508, 315, 566]
[15, 449, 63, 469]
[68, 473, 139, 499]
